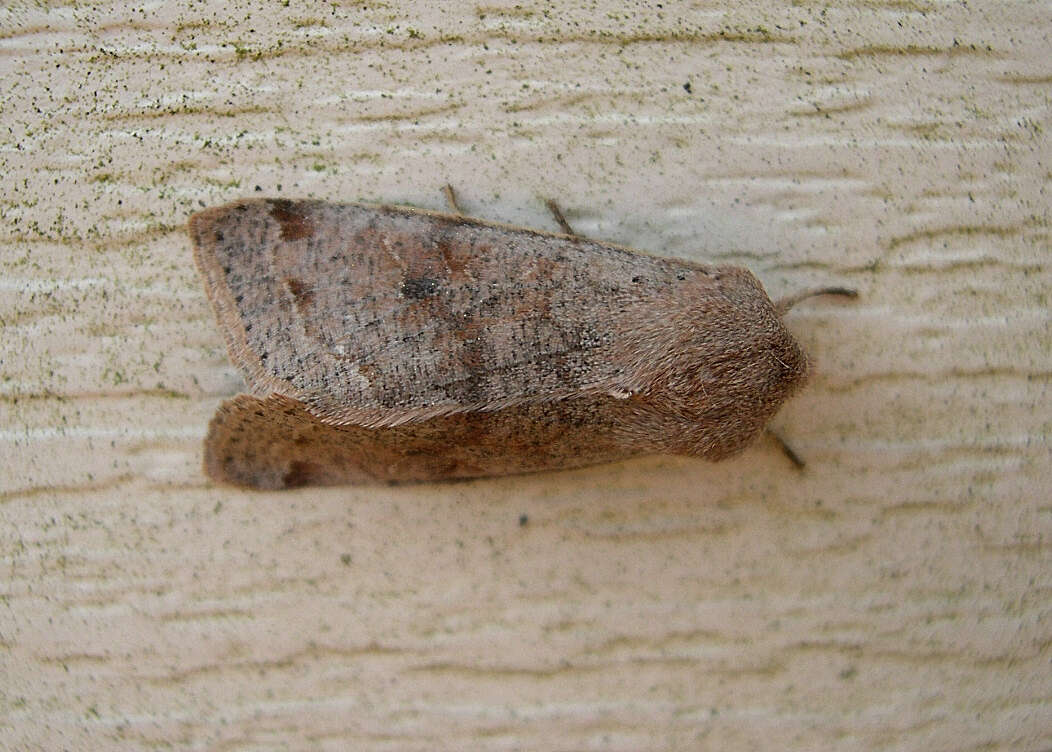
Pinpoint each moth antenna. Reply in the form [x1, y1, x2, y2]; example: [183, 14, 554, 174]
[776, 286, 858, 315]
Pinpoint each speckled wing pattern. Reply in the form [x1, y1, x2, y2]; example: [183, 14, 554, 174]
[190, 199, 718, 428]
[203, 392, 643, 489]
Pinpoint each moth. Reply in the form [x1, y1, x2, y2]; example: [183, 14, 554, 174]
[189, 190, 854, 489]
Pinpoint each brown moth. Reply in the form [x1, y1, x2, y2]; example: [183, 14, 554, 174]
[189, 195, 853, 489]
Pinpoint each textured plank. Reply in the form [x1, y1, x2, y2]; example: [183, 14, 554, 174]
[1, 1, 1049, 750]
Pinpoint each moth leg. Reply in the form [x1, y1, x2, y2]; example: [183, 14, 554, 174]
[544, 199, 578, 236]
[776, 287, 858, 314]
[442, 184, 463, 215]
[767, 429, 806, 470]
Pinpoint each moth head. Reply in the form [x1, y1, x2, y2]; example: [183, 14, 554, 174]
[624, 266, 812, 458]
[669, 266, 810, 398]
[637, 270, 856, 459]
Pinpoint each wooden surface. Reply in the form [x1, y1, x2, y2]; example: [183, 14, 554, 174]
[2, 1, 1049, 749]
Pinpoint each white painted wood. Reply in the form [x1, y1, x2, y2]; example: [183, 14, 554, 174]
[2, 1, 1049, 749]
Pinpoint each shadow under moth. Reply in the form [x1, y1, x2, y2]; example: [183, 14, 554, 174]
[189, 190, 854, 489]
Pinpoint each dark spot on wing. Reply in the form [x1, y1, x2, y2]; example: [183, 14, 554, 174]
[282, 460, 319, 488]
[268, 199, 314, 241]
[284, 277, 314, 311]
[401, 277, 440, 299]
